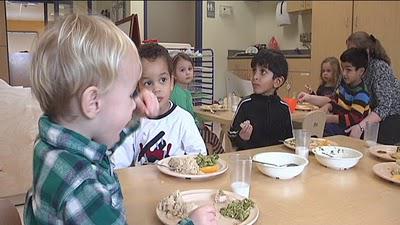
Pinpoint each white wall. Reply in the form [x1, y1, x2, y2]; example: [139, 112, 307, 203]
[203, 1, 257, 100]
[203, 1, 312, 99]
[255, 1, 312, 50]
[146, 1, 195, 46]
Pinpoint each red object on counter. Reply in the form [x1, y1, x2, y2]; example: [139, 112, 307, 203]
[268, 36, 280, 50]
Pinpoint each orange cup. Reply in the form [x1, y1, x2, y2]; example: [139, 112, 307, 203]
[284, 97, 298, 113]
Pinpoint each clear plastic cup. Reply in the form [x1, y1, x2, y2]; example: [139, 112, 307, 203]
[294, 129, 311, 159]
[364, 122, 380, 147]
[230, 154, 252, 198]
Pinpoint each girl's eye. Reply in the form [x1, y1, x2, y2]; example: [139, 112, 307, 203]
[130, 89, 139, 99]
[143, 81, 152, 86]
[161, 77, 167, 83]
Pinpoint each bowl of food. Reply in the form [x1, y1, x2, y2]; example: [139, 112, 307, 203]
[312, 146, 363, 170]
[252, 152, 308, 179]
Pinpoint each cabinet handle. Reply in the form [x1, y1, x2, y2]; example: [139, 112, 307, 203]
[354, 16, 358, 30]
[345, 17, 349, 28]
[301, 1, 305, 8]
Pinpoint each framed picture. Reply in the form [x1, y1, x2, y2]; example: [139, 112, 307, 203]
[115, 14, 141, 47]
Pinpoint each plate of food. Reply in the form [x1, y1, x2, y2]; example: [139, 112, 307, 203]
[157, 154, 228, 180]
[373, 161, 400, 184]
[156, 189, 259, 225]
[295, 102, 319, 111]
[200, 104, 228, 113]
[283, 137, 338, 150]
[369, 145, 400, 161]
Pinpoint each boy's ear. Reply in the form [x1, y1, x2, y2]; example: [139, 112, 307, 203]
[273, 76, 285, 88]
[81, 86, 101, 119]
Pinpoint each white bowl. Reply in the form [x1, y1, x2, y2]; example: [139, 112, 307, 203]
[312, 146, 363, 170]
[252, 152, 308, 179]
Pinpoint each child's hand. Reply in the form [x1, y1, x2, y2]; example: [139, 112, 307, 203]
[188, 204, 218, 225]
[297, 91, 310, 103]
[345, 124, 363, 139]
[134, 89, 159, 118]
[320, 103, 332, 113]
[239, 120, 253, 141]
[304, 84, 313, 94]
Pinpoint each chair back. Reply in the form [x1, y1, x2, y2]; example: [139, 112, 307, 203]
[0, 81, 42, 204]
[302, 110, 326, 137]
[0, 199, 22, 225]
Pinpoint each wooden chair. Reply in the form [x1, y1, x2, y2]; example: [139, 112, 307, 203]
[0, 81, 42, 205]
[0, 199, 22, 225]
[301, 110, 326, 137]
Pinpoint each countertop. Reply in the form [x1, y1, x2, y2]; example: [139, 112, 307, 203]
[227, 49, 311, 59]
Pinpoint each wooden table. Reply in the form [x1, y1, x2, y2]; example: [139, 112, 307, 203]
[117, 135, 400, 225]
[194, 106, 310, 152]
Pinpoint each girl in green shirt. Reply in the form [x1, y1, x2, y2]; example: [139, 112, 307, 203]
[171, 53, 224, 154]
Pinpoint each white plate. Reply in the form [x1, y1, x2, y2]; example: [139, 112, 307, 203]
[157, 156, 228, 180]
[368, 145, 398, 161]
[373, 162, 400, 185]
[200, 104, 228, 112]
[156, 189, 259, 225]
[283, 137, 338, 150]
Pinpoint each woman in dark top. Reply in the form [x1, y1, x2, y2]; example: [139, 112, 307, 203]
[345, 31, 400, 145]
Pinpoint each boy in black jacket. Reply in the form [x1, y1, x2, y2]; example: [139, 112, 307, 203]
[229, 49, 293, 150]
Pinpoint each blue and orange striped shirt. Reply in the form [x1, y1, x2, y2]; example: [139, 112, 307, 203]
[330, 80, 370, 128]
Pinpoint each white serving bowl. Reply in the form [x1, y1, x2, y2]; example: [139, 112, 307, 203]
[252, 152, 308, 179]
[312, 146, 363, 170]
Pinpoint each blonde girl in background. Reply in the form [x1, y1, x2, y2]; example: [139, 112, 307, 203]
[305, 57, 341, 97]
[171, 53, 224, 154]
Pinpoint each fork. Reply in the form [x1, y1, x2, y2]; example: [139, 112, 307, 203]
[156, 163, 177, 171]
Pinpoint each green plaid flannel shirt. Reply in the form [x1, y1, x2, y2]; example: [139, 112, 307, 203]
[24, 116, 136, 225]
[24, 116, 193, 225]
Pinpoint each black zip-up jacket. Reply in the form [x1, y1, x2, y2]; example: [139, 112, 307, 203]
[228, 94, 293, 150]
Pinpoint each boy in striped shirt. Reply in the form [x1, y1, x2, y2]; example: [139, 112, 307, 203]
[298, 48, 370, 136]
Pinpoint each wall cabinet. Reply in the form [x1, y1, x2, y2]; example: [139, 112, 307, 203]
[311, 1, 400, 89]
[287, 1, 312, 13]
[0, 1, 9, 83]
[227, 58, 312, 98]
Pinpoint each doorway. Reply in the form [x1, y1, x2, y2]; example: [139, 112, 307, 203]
[144, 1, 202, 49]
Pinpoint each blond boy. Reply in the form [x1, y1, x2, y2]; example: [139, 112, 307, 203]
[24, 14, 216, 225]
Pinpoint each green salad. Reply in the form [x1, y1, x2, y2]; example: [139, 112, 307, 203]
[195, 154, 219, 168]
[220, 198, 255, 221]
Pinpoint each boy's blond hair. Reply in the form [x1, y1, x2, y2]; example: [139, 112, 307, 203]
[31, 14, 139, 119]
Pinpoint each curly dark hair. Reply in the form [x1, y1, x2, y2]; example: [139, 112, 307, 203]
[250, 49, 288, 82]
[138, 43, 172, 75]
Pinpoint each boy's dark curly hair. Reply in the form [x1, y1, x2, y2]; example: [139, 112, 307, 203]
[250, 49, 288, 82]
[138, 43, 172, 75]
[340, 48, 369, 70]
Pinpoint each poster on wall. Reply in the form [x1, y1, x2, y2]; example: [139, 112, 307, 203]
[207, 1, 215, 18]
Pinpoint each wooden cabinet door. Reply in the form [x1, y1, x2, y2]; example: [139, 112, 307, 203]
[311, 1, 353, 91]
[354, 1, 400, 78]
[287, 1, 305, 13]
